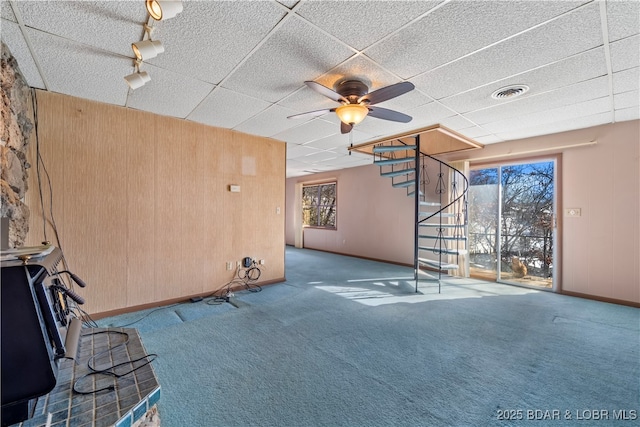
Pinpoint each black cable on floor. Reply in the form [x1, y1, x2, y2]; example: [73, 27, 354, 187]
[72, 330, 157, 395]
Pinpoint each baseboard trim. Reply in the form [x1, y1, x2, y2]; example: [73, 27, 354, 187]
[90, 276, 286, 320]
[300, 246, 414, 268]
[560, 290, 640, 308]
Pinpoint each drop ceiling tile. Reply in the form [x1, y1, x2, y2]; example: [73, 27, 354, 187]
[606, 0, 640, 42]
[495, 111, 612, 141]
[1, 2, 16, 21]
[323, 154, 366, 167]
[300, 150, 340, 164]
[483, 97, 612, 134]
[403, 101, 458, 128]
[149, 1, 286, 84]
[296, 0, 441, 50]
[27, 28, 130, 106]
[13, 1, 145, 57]
[475, 134, 505, 145]
[187, 87, 271, 130]
[223, 16, 354, 103]
[614, 106, 640, 122]
[439, 47, 607, 114]
[366, 0, 590, 79]
[454, 125, 494, 139]
[440, 115, 479, 132]
[609, 35, 640, 73]
[286, 143, 325, 159]
[613, 67, 639, 94]
[234, 104, 300, 138]
[1, 20, 45, 88]
[126, 63, 214, 118]
[412, 2, 603, 100]
[614, 90, 640, 110]
[302, 133, 351, 151]
[465, 76, 610, 125]
[273, 118, 338, 144]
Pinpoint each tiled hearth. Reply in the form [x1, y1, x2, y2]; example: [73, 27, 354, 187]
[18, 328, 160, 427]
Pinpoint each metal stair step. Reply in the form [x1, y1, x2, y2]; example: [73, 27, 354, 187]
[419, 201, 441, 207]
[407, 190, 424, 197]
[392, 180, 415, 188]
[419, 246, 468, 255]
[373, 145, 417, 153]
[419, 211, 457, 218]
[418, 257, 460, 270]
[374, 157, 414, 167]
[380, 168, 415, 178]
[419, 234, 467, 241]
[419, 223, 462, 228]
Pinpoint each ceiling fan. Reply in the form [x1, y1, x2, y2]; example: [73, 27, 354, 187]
[288, 79, 415, 134]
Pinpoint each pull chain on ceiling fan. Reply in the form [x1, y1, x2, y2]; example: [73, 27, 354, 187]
[288, 79, 415, 134]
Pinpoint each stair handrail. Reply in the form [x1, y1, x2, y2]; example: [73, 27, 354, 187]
[417, 153, 468, 225]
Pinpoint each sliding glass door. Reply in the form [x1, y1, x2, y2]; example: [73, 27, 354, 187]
[468, 159, 557, 290]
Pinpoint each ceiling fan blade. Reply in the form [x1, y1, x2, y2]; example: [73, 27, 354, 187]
[367, 106, 412, 123]
[340, 122, 353, 134]
[305, 81, 348, 103]
[359, 81, 415, 105]
[287, 108, 334, 120]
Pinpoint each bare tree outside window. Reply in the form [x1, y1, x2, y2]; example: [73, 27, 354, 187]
[302, 183, 337, 228]
[469, 161, 554, 287]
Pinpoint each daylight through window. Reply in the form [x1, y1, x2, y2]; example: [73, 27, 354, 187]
[302, 182, 337, 228]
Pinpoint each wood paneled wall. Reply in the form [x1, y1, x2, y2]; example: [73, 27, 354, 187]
[25, 91, 285, 315]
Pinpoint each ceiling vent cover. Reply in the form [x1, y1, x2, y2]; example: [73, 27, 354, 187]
[491, 85, 529, 100]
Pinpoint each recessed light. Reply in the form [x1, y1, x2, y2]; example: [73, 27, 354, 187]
[491, 85, 529, 100]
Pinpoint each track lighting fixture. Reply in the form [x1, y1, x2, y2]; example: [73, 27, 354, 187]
[124, 1, 182, 88]
[124, 60, 150, 90]
[124, 70, 151, 90]
[146, 0, 183, 21]
[132, 39, 164, 61]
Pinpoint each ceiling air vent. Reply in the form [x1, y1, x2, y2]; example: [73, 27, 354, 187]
[491, 85, 529, 100]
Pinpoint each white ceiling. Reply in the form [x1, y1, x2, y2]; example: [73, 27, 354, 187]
[2, 0, 638, 177]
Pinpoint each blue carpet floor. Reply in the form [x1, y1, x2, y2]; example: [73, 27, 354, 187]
[98, 247, 639, 426]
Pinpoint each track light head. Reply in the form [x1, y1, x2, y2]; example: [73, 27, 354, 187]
[132, 40, 164, 61]
[146, 0, 183, 21]
[124, 71, 151, 90]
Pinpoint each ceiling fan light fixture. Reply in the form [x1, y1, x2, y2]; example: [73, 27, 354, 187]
[146, 0, 183, 21]
[124, 71, 151, 90]
[132, 40, 164, 61]
[336, 104, 369, 126]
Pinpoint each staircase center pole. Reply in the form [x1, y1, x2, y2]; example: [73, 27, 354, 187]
[414, 134, 421, 293]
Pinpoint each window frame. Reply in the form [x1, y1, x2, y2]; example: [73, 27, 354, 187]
[301, 181, 337, 229]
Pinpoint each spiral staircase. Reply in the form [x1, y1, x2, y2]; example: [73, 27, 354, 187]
[349, 125, 482, 292]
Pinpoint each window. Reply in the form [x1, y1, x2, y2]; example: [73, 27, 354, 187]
[302, 182, 336, 228]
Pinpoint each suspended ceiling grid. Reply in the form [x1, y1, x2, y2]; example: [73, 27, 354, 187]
[1, 0, 638, 178]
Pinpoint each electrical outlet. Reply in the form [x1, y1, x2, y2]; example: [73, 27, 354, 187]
[226, 261, 233, 270]
[259, 259, 265, 265]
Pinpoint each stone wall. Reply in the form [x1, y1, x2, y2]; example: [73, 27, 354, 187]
[1, 42, 33, 248]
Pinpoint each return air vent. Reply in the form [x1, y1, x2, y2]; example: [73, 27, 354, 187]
[491, 85, 529, 100]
